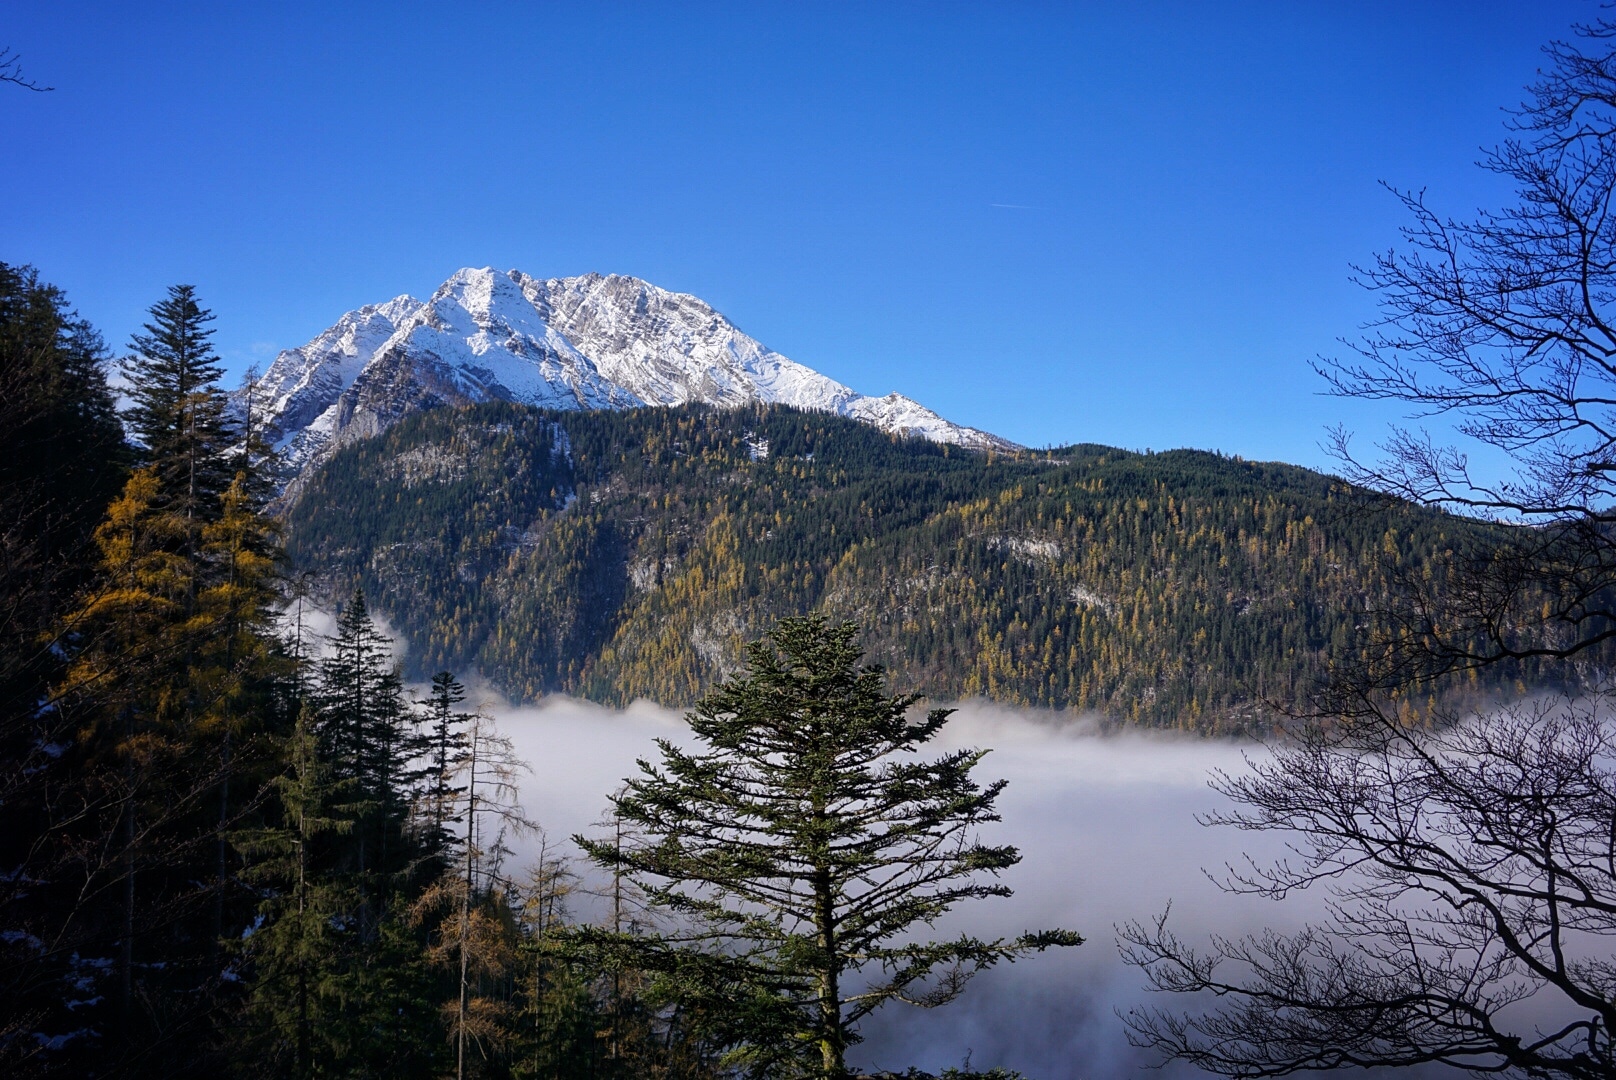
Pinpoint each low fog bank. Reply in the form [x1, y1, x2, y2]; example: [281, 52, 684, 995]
[482, 695, 1368, 1079]
[289, 602, 1449, 1074]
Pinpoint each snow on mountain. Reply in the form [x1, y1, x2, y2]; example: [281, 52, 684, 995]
[252, 267, 1016, 474]
[516, 271, 861, 414]
[256, 294, 423, 467]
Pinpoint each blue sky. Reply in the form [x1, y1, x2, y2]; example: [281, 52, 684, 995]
[1, 2, 1594, 466]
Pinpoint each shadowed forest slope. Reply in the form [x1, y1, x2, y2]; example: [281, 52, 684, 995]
[284, 402, 1501, 731]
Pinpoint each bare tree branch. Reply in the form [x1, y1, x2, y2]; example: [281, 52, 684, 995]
[1123, 22, 1616, 1079]
[1122, 697, 1616, 1078]
[0, 48, 52, 92]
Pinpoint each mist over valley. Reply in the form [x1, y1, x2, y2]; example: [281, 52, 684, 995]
[10, 5, 1615, 1076]
[484, 694, 1289, 1078]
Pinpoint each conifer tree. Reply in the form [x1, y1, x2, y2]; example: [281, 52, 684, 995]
[196, 473, 287, 946]
[0, 264, 128, 1076]
[230, 364, 281, 509]
[120, 284, 237, 664]
[196, 476, 282, 702]
[121, 285, 234, 524]
[41, 457, 289, 1071]
[6, 278, 290, 1076]
[511, 845, 601, 1080]
[237, 594, 449, 1080]
[22, 468, 180, 1066]
[510, 964, 604, 1080]
[50, 467, 218, 1070]
[314, 588, 423, 927]
[413, 715, 534, 1080]
[0, 263, 126, 716]
[236, 707, 362, 1079]
[418, 670, 472, 862]
[576, 615, 1081, 1080]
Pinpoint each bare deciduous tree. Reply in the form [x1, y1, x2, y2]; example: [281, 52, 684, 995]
[1314, 21, 1616, 688]
[1121, 19, 1616, 1079]
[1122, 694, 1616, 1077]
[413, 713, 536, 1080]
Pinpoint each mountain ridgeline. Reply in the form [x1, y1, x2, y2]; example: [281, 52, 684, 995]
[252, 267, 1013, 478]
[284, 401, 1492, 731]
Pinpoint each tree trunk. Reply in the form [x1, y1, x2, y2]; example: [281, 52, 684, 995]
[214, 522, 242, 959]
[213, 730, 230, 961]
[813, 865, 843, 1079]
[459, 731, 478, 1080]
[119, 705, 137, 1044]
[611, 812, 622, 1062]
[120, 793, 136, 1042]
[296, 818, 309, 1080]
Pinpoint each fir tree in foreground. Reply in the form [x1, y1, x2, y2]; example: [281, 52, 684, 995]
[5, 279, 294, 1078]
[575, 615, 1081, 1080]
[120, 284, 234, 527]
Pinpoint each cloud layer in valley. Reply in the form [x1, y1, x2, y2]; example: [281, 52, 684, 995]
[482, 695, 1341, 1078]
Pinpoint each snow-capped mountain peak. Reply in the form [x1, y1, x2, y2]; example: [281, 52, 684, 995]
[252, 267, 1015, 475]
[257, 292, 422, 451]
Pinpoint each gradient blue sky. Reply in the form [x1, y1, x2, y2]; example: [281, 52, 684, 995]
[1, 2, 1595, 465]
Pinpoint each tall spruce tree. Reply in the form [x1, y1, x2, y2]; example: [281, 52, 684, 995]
[236, 707, 362, 1079]
[576, 615, 1081, 1080]
[2, 275, 291, 1077]
[418, 671, 472, 864]
[119, 286, 284, 980]
[120, 285, 235, 601]
[314, 588, 424, 928]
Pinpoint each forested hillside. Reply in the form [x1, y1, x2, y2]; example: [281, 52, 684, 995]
[3, 270, 749, 1077]
[285, 402, 1499, 730]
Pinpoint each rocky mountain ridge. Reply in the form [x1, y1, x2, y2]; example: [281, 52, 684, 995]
[253, 267, 1015, 474]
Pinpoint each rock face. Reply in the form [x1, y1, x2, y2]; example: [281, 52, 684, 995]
[252, 267, 1016, 475]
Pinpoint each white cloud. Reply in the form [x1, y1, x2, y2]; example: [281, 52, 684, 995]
[479, 695, 1324, 1078]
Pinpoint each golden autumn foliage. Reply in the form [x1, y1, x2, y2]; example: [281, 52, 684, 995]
[288, 402, 1515, 733]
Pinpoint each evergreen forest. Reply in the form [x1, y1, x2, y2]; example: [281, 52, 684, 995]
[0, 265, 1072, 1078]
[0, 261, 1563, 1079]
[15, 11, 1616, 1078]
[0, 270, 745, 1077]
[286, 401, 1516, 731]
